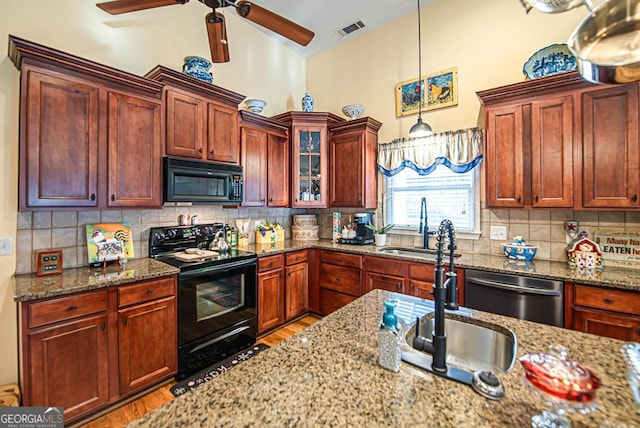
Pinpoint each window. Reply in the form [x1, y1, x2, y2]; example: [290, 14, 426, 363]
[385, 164, 480, 234]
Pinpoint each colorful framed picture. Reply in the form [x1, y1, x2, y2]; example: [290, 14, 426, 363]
[395, 66, 458, 117]
[85, 222, 134, 265]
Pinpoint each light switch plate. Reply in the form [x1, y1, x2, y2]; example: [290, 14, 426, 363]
[0, 237, 13, 255]
[490, 226, 507, 240]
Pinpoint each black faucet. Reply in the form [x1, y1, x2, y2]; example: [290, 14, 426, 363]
[419, 197, 433, 249]
[412, 219, 459, 374]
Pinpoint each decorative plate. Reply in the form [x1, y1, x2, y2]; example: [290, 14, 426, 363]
[523, 43, 577, 79]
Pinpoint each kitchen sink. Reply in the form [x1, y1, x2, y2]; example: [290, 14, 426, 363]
[403, 314, 517, 374]
[378, 247, 461, 259]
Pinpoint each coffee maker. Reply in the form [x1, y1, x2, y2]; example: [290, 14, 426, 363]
[340, 212, 374, 245]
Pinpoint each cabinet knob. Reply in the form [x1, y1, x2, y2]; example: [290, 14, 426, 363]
[517, 196, 521, 203]
[90, 193, 96, 201]
[146, 289, 154, 294]
[603, 298, 615, 304]
[100, 323, 106, 331]
[535, 195, 539, 203]
[261, 198, 265, 203]
[198, 148, 203, 154]
[122, 318, 127, 326]
[111, 194, 116, 202]
[633, 194, 638, 202]
[269, 198, 273, 203]
[210, 150, 215, 156]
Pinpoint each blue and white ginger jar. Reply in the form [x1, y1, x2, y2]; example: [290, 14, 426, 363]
[182, 56, 213, 83]
[301, 92, 314, 112]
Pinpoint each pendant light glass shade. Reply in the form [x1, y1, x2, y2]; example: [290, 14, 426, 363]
[409, 0, 433, 138]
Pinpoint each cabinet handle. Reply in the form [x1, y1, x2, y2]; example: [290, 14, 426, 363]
[603, 298, 615, 304]
[111, 194, 116, 202]
[210, 150, 215, 156]
[66, 305, 78, 311]
[396, 283, 402, 290]
[637, 328, 640, 336]
[633, 194, 638, 202]
[269, 198, 273, 203]
[517, 196, 521, 203]
[100, 323, 106, 331]
[261, 199, 265, 203]
[90, 193, 96, 201]
[198, 148, 203, 154]
[122, 318, 127, 326]
[146, 289, 154, 294]
[535, 195, 539, 203]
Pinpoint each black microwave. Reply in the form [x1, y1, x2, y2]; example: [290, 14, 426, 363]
[164, 157, 243, 204]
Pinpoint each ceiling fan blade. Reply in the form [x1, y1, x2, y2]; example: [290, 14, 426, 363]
[206, 12, 230, 63]
[96, 0, 188, 15]
[236, 1, 314, 46]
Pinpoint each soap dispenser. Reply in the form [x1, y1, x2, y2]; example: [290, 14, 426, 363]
[379, 299, 401, 372]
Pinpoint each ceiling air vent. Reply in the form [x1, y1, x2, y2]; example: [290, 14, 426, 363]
[335, 20, 366, 38]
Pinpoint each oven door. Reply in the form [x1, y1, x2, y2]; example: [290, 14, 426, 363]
[178, 258, 256, 345]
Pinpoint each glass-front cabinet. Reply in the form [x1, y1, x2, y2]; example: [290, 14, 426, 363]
[272, 112, 343, 208]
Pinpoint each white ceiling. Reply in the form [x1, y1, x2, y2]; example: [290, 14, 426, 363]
[247, 0, 434, 57]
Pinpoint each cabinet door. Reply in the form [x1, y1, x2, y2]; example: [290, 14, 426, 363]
[26, 314, 109, 421]
[582, 84, 640, 208]
[267, 134, 289, 207]
[165, 90, 206, 159]
[531, 96, 574, 208]
[485, 105, 525, 208]
[208, 102, 239, 164]
[107, 91, 161, 207]
[292, 126, 327, 207]
[118, 296, 177, 395]
[330, 132, 364, 207]
[22, 68, 99, 208]
[285, 262, 308, 320]
[257, 269, 284, 334]
[241, 128, 267, 207]
[407, 263, 465, 305]
[365, 272, 405, 294]
[573, 307, 640, 341]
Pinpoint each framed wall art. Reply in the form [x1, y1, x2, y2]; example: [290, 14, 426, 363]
[395, 66, 458, 117]
[85, 222, 134, 266]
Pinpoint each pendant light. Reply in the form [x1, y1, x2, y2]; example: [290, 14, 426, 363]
[409, 0, 433, 138]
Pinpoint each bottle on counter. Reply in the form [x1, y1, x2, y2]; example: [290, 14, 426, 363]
[379, 299, 402, 372]
[229, 226, 238, 246]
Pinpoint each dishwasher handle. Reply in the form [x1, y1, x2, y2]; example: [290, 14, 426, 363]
[466, 277, 562, 297]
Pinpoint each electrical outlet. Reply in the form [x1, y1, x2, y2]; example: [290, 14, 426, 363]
[490, 226, 507, 241]
[0, 237, 13, 255]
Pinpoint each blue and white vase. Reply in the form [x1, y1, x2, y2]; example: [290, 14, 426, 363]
[301, 92, 314, 112]
[182, 56, 213, 83]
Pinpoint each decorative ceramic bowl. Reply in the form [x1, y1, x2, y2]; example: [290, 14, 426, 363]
[342, 104, 365, 120]
[244, 98, 267, 114]
[503, 236, 538, 261]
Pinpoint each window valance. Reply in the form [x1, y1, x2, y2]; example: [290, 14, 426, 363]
[377, 127, 484, 177]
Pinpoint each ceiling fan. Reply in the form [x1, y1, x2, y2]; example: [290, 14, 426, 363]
[96, 0, 315, 63]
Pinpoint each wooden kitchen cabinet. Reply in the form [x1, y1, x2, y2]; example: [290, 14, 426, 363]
[272, 112, 344, 208]
[285, 251, 308, 320]
[10, 36, 165, 210]
[318, 250, 362, 315]
[407, 262, 465, 306]
[240, 112, 289, 208]
[146, 65, 245, 164]
[19, 275, 177, 425]
[257, 255, 285, 334]
[329, 117, 382, 209]
[478, 71, 640, 210]
[566, 283, 640, 341]
[363, 256, 405, 294]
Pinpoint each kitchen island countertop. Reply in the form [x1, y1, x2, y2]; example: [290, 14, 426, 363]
[130, 289, 639, 427]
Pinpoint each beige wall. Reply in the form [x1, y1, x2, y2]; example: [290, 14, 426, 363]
[307, 0, 589, 142]
[0, 0, 306, 385]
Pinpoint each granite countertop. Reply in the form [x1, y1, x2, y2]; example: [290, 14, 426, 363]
[13, 258, 179, 302]
[130, 289, 640, 427]
[248, 239, 640, 292]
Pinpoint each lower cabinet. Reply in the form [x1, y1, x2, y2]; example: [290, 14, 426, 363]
[285, 251, 308, 321]
[407, 262, 465, 306]
[19, 275, 177, 424]
[319, 251, 362, 315]
[363, 256, 405, 294]
[566, 283, 640, 341]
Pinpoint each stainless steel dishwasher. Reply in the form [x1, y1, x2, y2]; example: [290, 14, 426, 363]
[464, 269, 564, 327]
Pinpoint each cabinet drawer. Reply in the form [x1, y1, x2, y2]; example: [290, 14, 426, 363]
[286, 250, 307, 265]
[28, 290, 108, 328]
[320, 263, 361, 297]
[320, 251, 362, 269]
[118, 277, 175, 308]
[319, 288, 357, 315]
[364, 256, 403, 276]
[408, 263, 435, 282]
[258, 254, 284, 273]
[574, 285, 640, 315]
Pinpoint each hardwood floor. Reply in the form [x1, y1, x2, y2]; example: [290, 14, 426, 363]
[80, 315, 321, 428]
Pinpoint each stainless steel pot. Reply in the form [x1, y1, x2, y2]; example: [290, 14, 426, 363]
[519, 0, 592, 14]
[568, 0, 640, 84]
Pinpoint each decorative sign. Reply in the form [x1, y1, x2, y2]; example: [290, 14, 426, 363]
[86, 223, 134, 266]
[594, 233, 640, 267]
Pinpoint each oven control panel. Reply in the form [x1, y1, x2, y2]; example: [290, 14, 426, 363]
[149, 223, 224, 256]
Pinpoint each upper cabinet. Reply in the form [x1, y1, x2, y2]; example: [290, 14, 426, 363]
[239, 111, 289, 208]
[145, 65, 245, 165]
[9, 36, 163, 210]
[272, 112, 344, 208]
[329, 117, 382, 209]
[478, 71, 640, 210]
